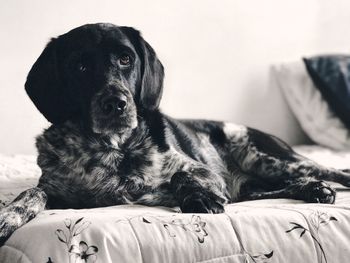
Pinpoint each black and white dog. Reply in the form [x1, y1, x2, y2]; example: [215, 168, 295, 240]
[1, 23, 350, 245]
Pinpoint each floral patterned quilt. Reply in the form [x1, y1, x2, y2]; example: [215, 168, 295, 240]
[0, 146, 350, 263]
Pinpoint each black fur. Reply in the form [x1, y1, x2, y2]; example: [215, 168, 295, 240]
[1, 23, 350, 245]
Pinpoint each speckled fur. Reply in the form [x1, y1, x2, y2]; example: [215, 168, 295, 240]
[1, 23, 350, 245]
[0, 188, 47, 245]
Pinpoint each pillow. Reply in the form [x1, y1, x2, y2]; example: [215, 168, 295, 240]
[272, 61, 350, 150]
[303, 55, 350, 129]
[0, 154, 40, 208]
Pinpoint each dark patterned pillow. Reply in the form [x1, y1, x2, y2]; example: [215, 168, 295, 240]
[303, 55, 350, 129]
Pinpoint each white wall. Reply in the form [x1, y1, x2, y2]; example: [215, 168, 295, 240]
[1, 0, 350, 154]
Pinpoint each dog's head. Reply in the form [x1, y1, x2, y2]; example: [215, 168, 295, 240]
[25, 23, 164, 136]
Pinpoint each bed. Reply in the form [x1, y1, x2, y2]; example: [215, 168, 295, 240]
[0, 145, 350, 263]
[2, 56, 350, 263]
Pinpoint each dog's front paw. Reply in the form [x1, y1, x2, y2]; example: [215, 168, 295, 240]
[181, 192, 225, 214]
[0, 211, 22, 245]
[304, 181, 336, 204]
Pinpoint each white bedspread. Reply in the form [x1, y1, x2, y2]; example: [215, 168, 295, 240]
[0, 146, 350, 263]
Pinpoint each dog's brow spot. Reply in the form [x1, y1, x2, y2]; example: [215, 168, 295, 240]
[223, 123, 247, 137]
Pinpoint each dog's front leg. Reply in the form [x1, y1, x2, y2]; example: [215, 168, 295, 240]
[170, 170, 227, 214]
[0, 187, 47, 245]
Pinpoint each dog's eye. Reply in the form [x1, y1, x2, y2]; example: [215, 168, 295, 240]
[77, 62, 87, 72]
[118, 54, 130, 66]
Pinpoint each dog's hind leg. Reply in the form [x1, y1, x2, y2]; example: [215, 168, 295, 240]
[222, 124, 350, 204]
[0, 187, 47, 245]
[225, 126, 350, 188]
[239, 178, 336, 204]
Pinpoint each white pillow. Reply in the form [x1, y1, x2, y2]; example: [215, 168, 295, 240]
[272, 61, 350, 150]
[0, 154, 40, 208]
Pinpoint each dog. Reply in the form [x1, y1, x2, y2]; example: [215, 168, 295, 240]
[1, 23, 350, 245]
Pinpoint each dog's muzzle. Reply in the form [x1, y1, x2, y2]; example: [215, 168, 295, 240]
[100, 93, 128, 117]
[90, 84, 137, 135]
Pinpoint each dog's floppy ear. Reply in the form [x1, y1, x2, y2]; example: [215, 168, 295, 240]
[139, 40, 164, 110]
[121, 27, 164, 111]
[25, 38, 74, 123]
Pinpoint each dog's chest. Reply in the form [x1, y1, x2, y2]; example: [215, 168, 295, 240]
[37, 126, 188, 206]
[37, 123, 230, 207]
[70, 136, 173, 189]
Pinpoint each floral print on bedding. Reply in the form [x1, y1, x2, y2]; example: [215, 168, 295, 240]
[1, 201, 349, 263]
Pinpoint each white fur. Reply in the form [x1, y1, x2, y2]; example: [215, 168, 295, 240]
[223, 122, 247, 138]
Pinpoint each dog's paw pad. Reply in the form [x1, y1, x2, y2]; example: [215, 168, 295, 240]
[306, 181, 336, 204]
[181, 192, 224, 214]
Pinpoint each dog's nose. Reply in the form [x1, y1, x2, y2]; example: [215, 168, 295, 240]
[101, 95, 128, 116]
